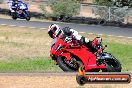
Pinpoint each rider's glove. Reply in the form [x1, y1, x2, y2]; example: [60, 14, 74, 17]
[97, 48, 103, 54]
[79, 36, 85, 45]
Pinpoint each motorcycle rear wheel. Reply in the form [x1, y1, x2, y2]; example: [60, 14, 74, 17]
[12, 12, 17, 20]
[57, 56, 83, 72]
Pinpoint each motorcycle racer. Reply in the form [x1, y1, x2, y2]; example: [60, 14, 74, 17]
[11, 0, 24, 11]
[48, 24, 102, 53]
[7, 0, 22, 13]
[7, 0, 16, 12]
[48, 24, 122, 72]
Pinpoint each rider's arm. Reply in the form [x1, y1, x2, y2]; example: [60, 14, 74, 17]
[62, 27, 82, 40]
[62, 27, 72, 36]
[69, 29, 82, 40]
[62, 27, 90, 44]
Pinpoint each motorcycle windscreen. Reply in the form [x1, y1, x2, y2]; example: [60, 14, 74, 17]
[51, 38, 58, 48]
[18, 3, 28, 10]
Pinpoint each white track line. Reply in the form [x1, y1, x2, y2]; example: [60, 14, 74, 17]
[28, 27, 36, 29]
[19, 26, 26, 28]
[98, 34, 103, 36]
[79, 32, 85, 33]
[117, 36, 124, 38]
[40, 28, 46, 30]
[9, 25, 16, 27]
[88, 33, 94, 35]
[127, 37, 132, 39]
[0, 24, 7, 26]
[108, 35, 114, 37]
[0, 24, 131, 39]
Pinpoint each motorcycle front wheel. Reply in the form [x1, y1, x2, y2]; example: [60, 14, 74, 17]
[57, 56, 83, 72]
[102, 53, 122, 72]
[25, 11, 31, 21]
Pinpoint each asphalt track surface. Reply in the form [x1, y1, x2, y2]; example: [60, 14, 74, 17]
[0, 18, 132, 37]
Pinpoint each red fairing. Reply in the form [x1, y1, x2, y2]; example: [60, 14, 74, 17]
[61, 53, 71, 60]
[65, 48, 105, 71]
[50, 35, 106, 71]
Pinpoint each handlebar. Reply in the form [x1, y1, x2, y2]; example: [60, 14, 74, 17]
[96, 44, 107, 54]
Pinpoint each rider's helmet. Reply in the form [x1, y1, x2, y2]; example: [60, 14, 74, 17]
[48, 24, 61, 39]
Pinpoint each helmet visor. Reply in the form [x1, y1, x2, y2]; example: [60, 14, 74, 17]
[48, 29, 56, 38]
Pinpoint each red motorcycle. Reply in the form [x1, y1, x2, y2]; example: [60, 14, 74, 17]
[50, 34, 121, 72]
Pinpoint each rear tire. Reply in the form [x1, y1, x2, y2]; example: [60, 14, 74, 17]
[57, 56, 83, 72]
[57, 56, 71, 72]
[12, 12, 17, 20]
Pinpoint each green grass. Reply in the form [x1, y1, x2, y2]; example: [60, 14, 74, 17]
[0, 57, 61, 72]
[104, 42, 132, 71]
[0, 42, 131, 72]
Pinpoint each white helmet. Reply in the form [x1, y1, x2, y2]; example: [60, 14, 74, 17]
[48, 24, 61, 38]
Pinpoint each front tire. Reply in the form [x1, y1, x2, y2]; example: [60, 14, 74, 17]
[25, 11, 31, 21]
[102, 53, 122, 72]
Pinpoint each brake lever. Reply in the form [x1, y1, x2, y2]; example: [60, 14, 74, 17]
[102, 45, 107, 50]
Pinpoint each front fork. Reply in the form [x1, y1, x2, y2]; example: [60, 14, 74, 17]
[22, 10, 28, 18]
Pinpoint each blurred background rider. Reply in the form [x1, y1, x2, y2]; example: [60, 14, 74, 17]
[6, 0, 22, 13]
